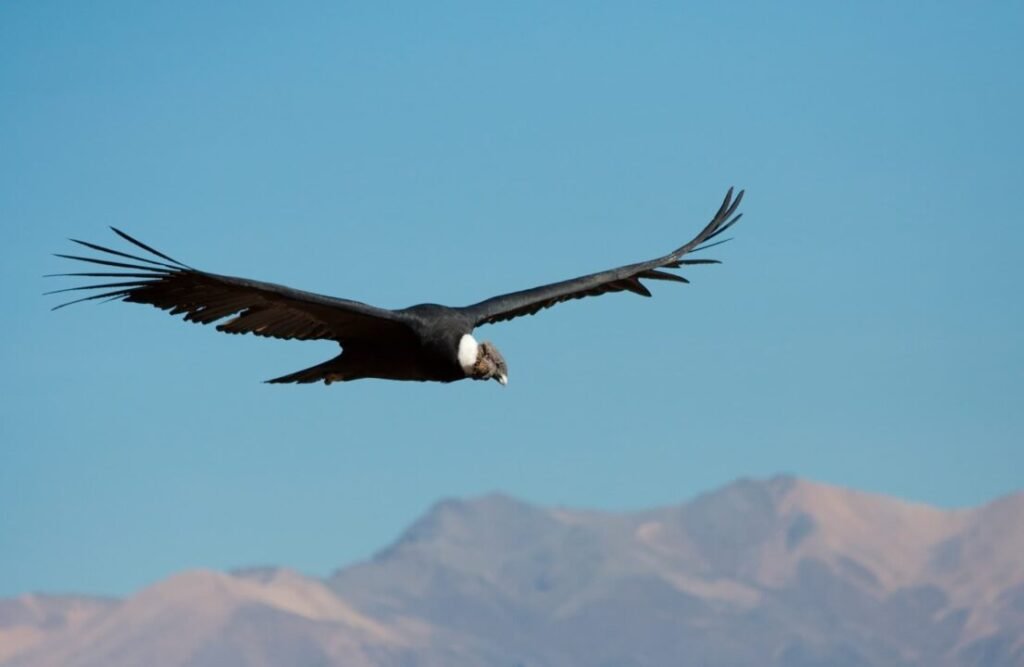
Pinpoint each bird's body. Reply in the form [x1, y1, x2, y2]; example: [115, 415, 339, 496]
[49, 188, 743, 386]
[276, 304, 477, 385]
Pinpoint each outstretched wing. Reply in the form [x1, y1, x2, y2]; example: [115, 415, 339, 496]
[47, 229, 414, 343]
[460, 188, 744, 327]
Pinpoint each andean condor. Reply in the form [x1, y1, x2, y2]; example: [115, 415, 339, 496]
[49, 188, 744, 386]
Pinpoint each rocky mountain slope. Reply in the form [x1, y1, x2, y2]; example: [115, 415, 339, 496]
[3, 476, 1022, 666]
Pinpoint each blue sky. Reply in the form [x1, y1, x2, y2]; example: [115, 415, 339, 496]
[1, 2, 1021, 597]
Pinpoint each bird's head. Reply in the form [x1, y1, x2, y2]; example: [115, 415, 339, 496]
[458, 334, 508, 385]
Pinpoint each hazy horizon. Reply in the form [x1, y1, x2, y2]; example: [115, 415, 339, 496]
[5, 473, 1022, 598]
[4, 475, 1022, 667]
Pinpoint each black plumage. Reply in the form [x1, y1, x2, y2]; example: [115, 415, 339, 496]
[48, 188, 744, 386]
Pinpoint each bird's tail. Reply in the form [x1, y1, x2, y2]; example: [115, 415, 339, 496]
[265, 355, 346, 385]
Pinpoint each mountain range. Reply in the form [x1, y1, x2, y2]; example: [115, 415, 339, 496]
[3, 476, 1022, 666]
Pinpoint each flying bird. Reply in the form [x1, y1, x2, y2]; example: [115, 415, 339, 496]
[49, 188, 744, 386]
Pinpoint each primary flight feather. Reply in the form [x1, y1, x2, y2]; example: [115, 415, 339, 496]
[49, 188, 744, 386]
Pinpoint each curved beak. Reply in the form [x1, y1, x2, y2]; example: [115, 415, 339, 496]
[496, 373, 508, 386]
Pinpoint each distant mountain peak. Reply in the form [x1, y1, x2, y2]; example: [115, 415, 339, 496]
[4, 477, 1022, 667]
[373, 492, 554, 561]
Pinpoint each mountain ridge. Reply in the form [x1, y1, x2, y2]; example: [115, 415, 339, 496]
[3, 476, 1022, 666]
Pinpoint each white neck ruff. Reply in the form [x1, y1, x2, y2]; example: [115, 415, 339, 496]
[457, 334, 479, 375]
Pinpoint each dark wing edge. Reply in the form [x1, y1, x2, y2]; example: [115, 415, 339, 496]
[460, 187, 744, 326]
[46, 228, 413, 343]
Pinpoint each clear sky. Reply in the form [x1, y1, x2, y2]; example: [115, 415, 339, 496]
[2, 2, 1021, 597]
